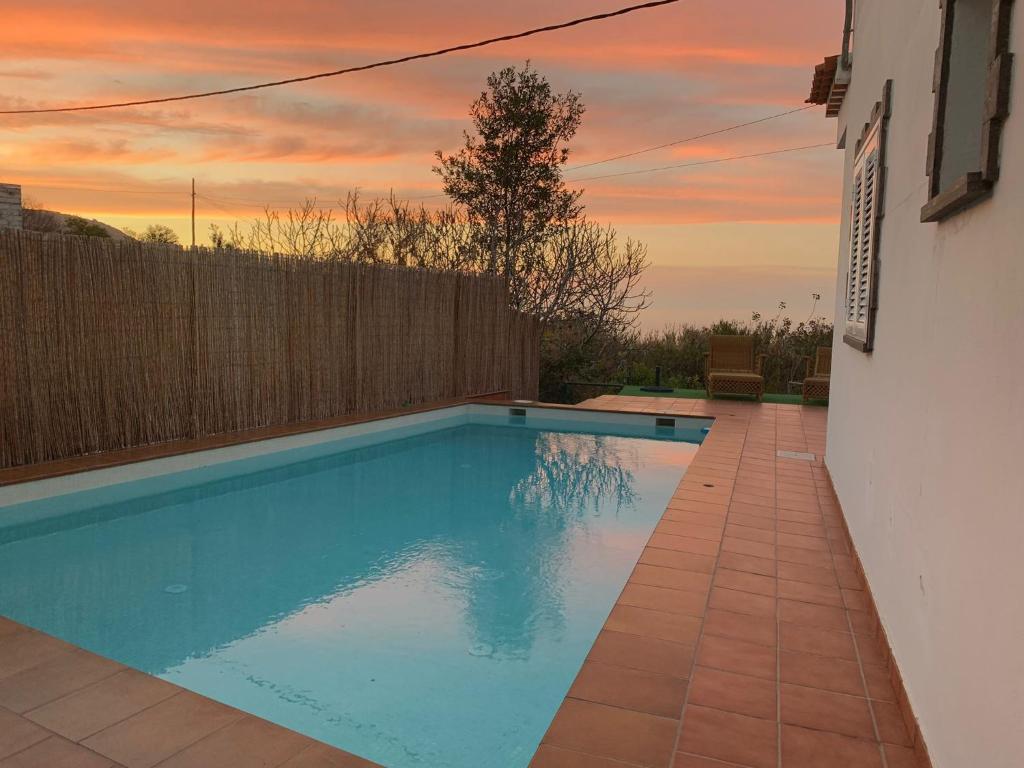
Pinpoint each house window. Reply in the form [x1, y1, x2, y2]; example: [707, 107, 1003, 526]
[844, 81, 892, 353]
[922, 0, 1015, 222]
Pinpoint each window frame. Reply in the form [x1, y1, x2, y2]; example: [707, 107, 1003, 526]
[921, 0, 1016, 223]
[844, 81, 893, 354]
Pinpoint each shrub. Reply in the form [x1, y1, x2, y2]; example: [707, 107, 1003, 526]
[546, 307, 834, 402]
[64, 216, 110, 238]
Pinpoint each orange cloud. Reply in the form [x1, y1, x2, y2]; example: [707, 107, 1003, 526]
[4, 138, 177, 165]
[1, 0, 846, 323]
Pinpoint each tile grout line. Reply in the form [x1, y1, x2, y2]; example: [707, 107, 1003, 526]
[147, 711, 248, 768]
[0, 724, 50, 764]
[667, 413, 753, 765]
[774, 411, 783, 768]
[540, 401, 732, 767]
[675, 751, 759, 767]
[90, 689, 197, 743]
[0, 731, 123, 766]
[21, 681, 183, 743]
[816, 470, 889, 768]
[1, 660, 125, 717]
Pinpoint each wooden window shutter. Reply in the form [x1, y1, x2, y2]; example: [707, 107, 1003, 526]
[857, 150, 878, 326]
[843, 81, 891, 353]
[845, 134, 879, 344]
[846, 170, 864, 326]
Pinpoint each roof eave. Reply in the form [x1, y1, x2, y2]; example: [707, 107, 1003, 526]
[807, 55, 850, 119]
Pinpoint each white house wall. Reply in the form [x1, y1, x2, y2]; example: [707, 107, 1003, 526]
[826, 2, 1024, 767]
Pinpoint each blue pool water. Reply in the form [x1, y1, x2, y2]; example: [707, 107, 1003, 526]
[0, 417, 702, 767]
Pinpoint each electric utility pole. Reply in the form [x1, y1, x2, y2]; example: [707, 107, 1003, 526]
[191, 178, 196, 248]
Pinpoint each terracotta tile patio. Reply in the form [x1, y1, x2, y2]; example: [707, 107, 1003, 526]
[0, 618, 379, 767]
[531, 394, 928, 768]
[0, 395, 929, 767]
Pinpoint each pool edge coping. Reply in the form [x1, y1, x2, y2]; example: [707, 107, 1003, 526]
[0, 393, 510, 489]
[0, 395, 713, 490]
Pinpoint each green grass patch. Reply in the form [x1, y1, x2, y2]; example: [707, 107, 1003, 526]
[616, 385, 827, 407]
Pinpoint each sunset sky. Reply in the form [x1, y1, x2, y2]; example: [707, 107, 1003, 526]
[1, 0, 845, 328]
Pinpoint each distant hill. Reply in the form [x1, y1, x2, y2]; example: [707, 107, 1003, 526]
[23, 208, 131, 240]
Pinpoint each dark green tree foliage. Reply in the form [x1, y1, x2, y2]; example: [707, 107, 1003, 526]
[545, 309, 835, 403]
[434, 62, 585, 307]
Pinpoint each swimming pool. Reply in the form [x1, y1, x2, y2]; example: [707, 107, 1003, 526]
[0, 405, 710, 767]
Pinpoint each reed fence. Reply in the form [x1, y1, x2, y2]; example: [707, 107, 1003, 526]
[0, 230, 540, 469]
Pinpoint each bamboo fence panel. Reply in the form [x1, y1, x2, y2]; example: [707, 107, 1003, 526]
[0, 230, 540, 469]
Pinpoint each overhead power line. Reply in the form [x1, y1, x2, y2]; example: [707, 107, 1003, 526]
[565, 105, 816, 172]
[567, 142, 835, 183]
[0, 0, 681, 116]
[190, 107, 824, 206]
[192, 142, 833, 213]
[23, 142, 833, 212]
[197, 194, 245, 218]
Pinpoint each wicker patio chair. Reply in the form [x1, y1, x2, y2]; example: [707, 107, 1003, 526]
[802, 347, 832, 402]
[704, 335, 766, 401]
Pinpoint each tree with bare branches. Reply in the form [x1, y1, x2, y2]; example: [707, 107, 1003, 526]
[219, 63, 650, 398]
[124, 224, 179, 244]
